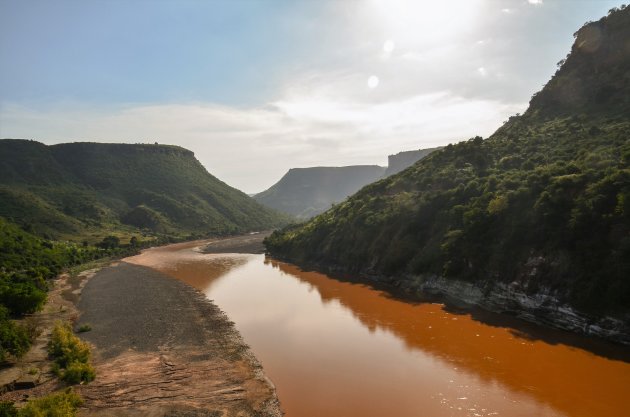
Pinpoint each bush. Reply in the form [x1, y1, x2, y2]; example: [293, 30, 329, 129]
[18, 389, 82, 417]
[48, 322, 95, 384]
[0, 402, 18, 417]
[0, 307, 31, 362]
[62, 362, 95, 384]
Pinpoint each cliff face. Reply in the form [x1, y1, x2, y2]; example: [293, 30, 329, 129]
[384, 147, 442, 177]
[0, 140, 287, 240]
[394, 275, 630, 345]
[266, 7, 630, 343]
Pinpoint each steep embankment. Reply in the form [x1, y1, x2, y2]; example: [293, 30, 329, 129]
[266, 7, 630, 342]
[255, 165, 386, 219]
[0, 141, 288, 241]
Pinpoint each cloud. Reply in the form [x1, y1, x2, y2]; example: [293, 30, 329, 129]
[1, 86, 524, 194]
[528, 0, 543, 5]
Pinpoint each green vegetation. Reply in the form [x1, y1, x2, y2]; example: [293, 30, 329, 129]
[266, 7, 630, 316]
[0, 307, 31, 362]
[0, 217, 138, 361]
[0, 389, 82, 417]
[0, 141, 288, 242]
[0, 402, 17, 417]
[255, 165, 386, 219]
[49, 322, 95, 384]
[76, 324, 91, 333]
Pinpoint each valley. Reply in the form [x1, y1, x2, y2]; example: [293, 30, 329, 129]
[0, 3, 628, 417]
[127, 236, 630, 417]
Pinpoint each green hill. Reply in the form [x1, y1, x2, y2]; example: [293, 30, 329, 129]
[0, 141, 288, 242]
[254, 165, 386, 219]
[266, 7, 630, 329]
[255, 148, 440, 220]
[384, 147, 442, 177]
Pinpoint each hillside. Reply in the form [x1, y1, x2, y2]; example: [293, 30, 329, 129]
[255, 148, 440, 219]
[265, 7, 630, 337]
[254, 165, 386, 219]
[0, 141, 288, 241]
[384, 147, 442, 176]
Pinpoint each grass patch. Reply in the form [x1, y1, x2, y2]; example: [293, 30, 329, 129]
[48, 322, 95, 384]
[0, 389, 83, 417]
[76, 324, 91, 333]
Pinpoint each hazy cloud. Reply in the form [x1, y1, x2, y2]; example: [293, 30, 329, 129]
[0, 0, 620, 193]
[0, 88, 523, 193]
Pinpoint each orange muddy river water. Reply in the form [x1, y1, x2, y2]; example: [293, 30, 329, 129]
[126, 240, 630, 417]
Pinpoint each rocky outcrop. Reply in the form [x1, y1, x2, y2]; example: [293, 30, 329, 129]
[384, 147, 442, 176]
[392, 274, 630, 345]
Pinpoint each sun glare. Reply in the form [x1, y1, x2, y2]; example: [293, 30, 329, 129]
[383, 40, 395, 53]
[367, 75, 380, 89]
[369, 0, 482, 46]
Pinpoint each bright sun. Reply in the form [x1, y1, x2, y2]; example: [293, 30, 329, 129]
[367, 75, 380, 89]
[369, 0, 482, 46]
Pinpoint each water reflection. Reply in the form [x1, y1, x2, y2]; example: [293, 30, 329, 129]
[127, 243, 630, 417]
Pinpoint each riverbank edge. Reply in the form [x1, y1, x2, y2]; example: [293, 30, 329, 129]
[266, 255, 630, 346]
[73, 239, 283, 416]
[1, 235, 284, 416]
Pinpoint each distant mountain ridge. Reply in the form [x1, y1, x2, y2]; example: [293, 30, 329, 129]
[255, 165, 386, 219]
[255, 147, 440, 219]
[0, 140, 288, 241]
[265, 7, 630, 343]
[385, 147, 442, 177]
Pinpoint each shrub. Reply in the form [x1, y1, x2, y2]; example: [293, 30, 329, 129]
[18, 389, 82, 417]
[62, 362, 95, 384]
[0, 307, 31, 362]
[48, 322, 95, 384]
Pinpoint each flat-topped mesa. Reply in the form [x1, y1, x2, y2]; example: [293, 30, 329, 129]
[0, 139, 288, 240]
[53, 142, 196, 157]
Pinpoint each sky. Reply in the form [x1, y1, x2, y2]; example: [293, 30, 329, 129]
[0, 0, 623, 193]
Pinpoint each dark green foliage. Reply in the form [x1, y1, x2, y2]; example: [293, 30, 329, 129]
[0, 307, 30, 362]
[0, 402, 18, 417]
[0, 218, 129, 315]
[266, 8, 630, 316]
[0, 141, 289, 241]
[0, 217, 135, 361]
[96, 235, 120, 249]
[49, 321, 95, 384]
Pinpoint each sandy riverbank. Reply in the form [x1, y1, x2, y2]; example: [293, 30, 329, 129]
[1, 235, 282, 416]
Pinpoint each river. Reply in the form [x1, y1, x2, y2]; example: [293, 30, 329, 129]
[126, 240, 630, 417]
